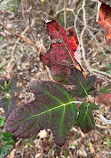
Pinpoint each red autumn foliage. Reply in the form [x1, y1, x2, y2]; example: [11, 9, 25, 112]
[46, 20, 79, 53]
[98, 2, 111, 46]
[96, 92, 111, 106]
[41, 20, 85, 82]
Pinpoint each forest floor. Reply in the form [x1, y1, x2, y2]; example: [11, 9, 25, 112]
[0, 0, 111, 158]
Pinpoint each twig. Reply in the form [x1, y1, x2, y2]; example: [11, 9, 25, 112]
[80, 0, 93, 73]
[56, 0, 63, 11]
[96, 124, 111, 129]
[54, 8, 74, 17]
[0, 20, 51, 81]
[6, 21, 35, 77]
[87, 28, 107, 56]
[21, 0, 25, 20]
[27, 0, 45, 21]
[0, 21, 38, 52]
[72, 101, 83, 104]
[79, 0, 111, 82]
[91, 0, 101, 2]
[35, 138, 41, 154]
[21, 0, 30, 23]
[74, 7, 82, 42]
[94, 112, 111, 129]
[99, 114, 111, 125]
[64, 0, 66, 29]
[93, 69, 111, 78]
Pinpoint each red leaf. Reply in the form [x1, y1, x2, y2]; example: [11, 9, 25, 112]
[41, 20, 85, 82]
[96, 92, 111, 106]
[47, 20, 79, 53]
[98, 2, 111, 46]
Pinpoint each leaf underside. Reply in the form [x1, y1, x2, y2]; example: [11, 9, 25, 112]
[76, 102, 98, 133]
[67, 67, 96, 98]
[5, 81, 76, 147]
[98, 2, 111, 46]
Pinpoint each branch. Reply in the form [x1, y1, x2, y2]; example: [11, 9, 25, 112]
[99, 114, 111, 125]
[64, 0, 66, 29]
[0, 21, 38, 53]
[79, 0, 111, 82]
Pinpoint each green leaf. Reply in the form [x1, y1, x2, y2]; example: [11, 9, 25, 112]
[2, 132, 13, 137]
[4, 81, 8, 88]
[0, 147, 3, 158]
[76, 102, 98, 133]
[4, 144, 13, 150]
[106, 138, 111, 150]
[67, 67, 97, 97]
[105, 63, 111, 68]
[5, 81, 77, 147]
[0, 79, 7, 92]
[0, 37, 4, 41]
[0, 117, 5, 127]
[106, 70, 111, 74]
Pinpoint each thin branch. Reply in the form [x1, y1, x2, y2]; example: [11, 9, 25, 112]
[0, 21, 51, 81]
[79, 0, 111, 82]
[0, 21, 38, 52]
[54, 8, 74, 17]
[80, 0, 93, 73]
[64, 0, 66, 29]
[91, 0, 101, 2]
[6, 20, 35, 77]
[99, 114, 111, 125]
[96, 124, 111, 129]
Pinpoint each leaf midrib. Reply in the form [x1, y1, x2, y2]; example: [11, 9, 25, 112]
[12, 101, 75, 126]
[76, 74, 88, 96]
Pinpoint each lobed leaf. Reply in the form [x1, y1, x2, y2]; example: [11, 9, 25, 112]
[5, 81, 77, 147]
[76, 102, 98, 133]
[98, 2, 111, 46]
[67, 67, 96, 98]
[41, 20, 85, 83]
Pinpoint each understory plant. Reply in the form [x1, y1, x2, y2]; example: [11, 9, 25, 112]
[0, 0, 111, 148]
